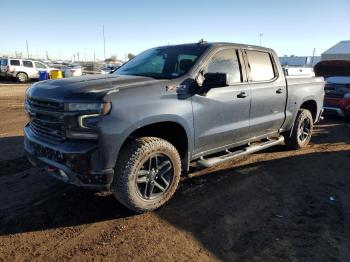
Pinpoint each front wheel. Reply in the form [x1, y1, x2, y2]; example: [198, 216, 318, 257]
[284, 109, 314, 149]
[113, 137, 181, 213]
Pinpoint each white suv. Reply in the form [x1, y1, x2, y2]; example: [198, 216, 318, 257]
[0, 58, 50, 82]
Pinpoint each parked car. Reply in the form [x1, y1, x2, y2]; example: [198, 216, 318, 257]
[100, 65, 120, 74]
[0, 58, 47, 82]
[283, 67, 315, 77]
[314, 60, 350, 119]
[63, 64, 82, 77]
[24, 42, 324, 212]
[0, 58, 49, 82]
[323, 76, 350, 118]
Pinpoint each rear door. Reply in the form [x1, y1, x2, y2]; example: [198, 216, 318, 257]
[9, 59, 21, 74]
[244, 50, 286, 137]
[23, 60, 38, 78]
[192, 48, 251, 155]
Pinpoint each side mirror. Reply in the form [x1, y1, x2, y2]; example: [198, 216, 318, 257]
[202, 73, 229, 88]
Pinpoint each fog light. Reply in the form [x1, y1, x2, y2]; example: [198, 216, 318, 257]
[59, 170, 69, 180]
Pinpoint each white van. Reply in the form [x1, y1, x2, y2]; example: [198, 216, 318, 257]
[0, 58, 50, 82]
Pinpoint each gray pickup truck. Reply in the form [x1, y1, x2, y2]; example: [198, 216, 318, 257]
[24, 42, 324, 212]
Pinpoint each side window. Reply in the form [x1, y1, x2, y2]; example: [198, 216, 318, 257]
[246, 50, 275, 81]
[34, 62, 47, 69]
[204, 49, 242, 83]
[23, 61, 34, 68]
[10, 60, 20, 66]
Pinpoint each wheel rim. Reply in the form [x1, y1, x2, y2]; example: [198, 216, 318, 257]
[18, 73, 26, 82]
[298, 117, 311, 143]
[135, 153, 174, 200]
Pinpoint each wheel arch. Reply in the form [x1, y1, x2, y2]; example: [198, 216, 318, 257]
[119, 120, 191, 173]
[300, 99, 318, 122]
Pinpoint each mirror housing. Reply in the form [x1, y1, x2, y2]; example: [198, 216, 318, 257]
[202, 73, 229, 88]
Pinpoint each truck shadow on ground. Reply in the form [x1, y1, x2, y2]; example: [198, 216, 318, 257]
[159, 148, 350, 261]
[0, 119, 349, 260]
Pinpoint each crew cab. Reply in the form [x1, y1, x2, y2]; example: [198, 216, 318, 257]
[24, 42, 324, 212]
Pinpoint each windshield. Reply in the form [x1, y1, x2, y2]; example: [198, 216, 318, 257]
[114, 45, 209, 79]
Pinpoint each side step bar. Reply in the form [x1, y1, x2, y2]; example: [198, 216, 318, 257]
[196, 136, 285, 168]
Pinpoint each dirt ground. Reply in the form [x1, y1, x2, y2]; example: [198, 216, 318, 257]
[0, 82, 349, 261]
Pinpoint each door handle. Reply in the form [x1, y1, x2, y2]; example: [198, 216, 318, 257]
[276, 88, 284, 94]
[237, 92, 248, 98]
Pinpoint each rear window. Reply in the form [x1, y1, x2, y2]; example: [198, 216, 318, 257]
[23, 61, 33, 67]
[10, 60, 20, 66]
[1, 59, 8, 66]
[246, 50, 275, 82]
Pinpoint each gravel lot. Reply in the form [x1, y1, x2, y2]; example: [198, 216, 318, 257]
[0, 82, 349, 261]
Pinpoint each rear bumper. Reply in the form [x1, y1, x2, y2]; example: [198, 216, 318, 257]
[24, 125, 114, 191]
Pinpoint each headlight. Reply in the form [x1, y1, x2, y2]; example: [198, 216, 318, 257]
[66, 102, 111, 115]
[344, 93, 350, 98]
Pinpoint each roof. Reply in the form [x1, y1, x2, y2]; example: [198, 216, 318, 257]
[158, 42, 272, 53]
[322, 41, 350, 55]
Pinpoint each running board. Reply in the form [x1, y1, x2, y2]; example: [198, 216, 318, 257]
[196, 136, 285, 168]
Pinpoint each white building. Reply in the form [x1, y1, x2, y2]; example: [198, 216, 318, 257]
[322, 41, 350, 61]
[279, 56, 321, 67]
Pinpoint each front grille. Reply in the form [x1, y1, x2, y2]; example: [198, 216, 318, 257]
[27, 96, 64, 111]
[325, 84, 349, 99]
[26, 97, 66, 142]
[325, 92, 344, 99]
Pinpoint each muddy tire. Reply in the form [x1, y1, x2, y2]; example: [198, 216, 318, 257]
[16, 72, 28, 83]
[113, 137, 181, 213]
[284, 109, 314, 149]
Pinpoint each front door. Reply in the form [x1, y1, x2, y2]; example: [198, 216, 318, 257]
[192, 48, 251, 155]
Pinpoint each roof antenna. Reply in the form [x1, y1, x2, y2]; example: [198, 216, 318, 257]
[198, 38, 207, 44]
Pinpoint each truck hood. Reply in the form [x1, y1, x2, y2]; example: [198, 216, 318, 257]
[26, 74, 169, 102]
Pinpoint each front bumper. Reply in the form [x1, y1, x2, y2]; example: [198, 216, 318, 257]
[24, 125, 114, 191]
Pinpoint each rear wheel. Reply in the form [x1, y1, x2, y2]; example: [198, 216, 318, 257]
[16, 72, 28, 83]
[284, 109, 314, 149]
[113, 137, 181, 213]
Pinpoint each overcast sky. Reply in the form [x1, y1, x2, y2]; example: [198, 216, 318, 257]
[1, 0, 349, 60]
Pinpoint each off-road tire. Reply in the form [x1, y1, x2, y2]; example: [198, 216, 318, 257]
[113, 137, 181, 213]
[284, 109, 314, 149]
[16, 72, 28, 83]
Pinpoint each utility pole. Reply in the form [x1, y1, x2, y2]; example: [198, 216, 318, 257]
[259, 33, 264, 46]
[73, 54, 76, 62]
[26, 40, 29, 58]
[102, 24, 106, 59]
[77, 52, 80, 62]
[94, 52, 96, 62]
[311, 48, 316, 67]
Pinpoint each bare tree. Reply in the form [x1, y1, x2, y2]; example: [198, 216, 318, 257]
[127, 53, 135, 60]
